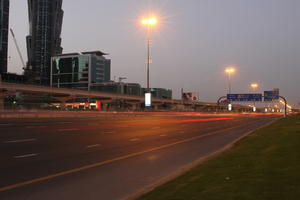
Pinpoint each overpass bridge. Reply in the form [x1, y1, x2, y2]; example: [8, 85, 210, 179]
[0, 81, 249, 112]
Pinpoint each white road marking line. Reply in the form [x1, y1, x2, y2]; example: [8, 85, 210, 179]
[14, 154, 38, 159]
[103, 131, 116, 134]
[58, 128, 79, 132]
[130, 138, 140, 142]
[4, 139, 37, 144]
[58, 122, 72, 124]
[0, 123, 254, 192]
[25, 125, 47, 128]
[86, 144, 101, 149]
[151, 127, 161, 130]
[0, 124, 12, 126]
[160, 134, 166, 137]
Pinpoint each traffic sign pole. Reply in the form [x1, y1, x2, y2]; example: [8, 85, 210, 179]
[279, 96, 287, 117]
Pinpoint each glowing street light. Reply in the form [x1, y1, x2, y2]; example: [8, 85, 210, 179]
[141, 17, 157, 26]
[141, 15, 158, 107]
[225, 67, 235, 74]
[225, 66, 236, 94]
[250, 83, 259, 90]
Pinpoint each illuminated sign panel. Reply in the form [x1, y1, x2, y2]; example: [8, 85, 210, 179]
[227, 94, 262, 102]
[228, 104, 232, 111]
[145, 93, 151, 107]
[264, 90, 279, 101]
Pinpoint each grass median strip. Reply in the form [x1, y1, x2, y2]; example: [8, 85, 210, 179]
[138, 115, 300, 200]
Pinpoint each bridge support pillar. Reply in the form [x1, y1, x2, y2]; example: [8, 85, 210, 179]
[153, 104, 159, 111]
[131, 103, 140, 111]
[99, 100, 113, 111]
[0, 90, 8, 110]
[0, 96, 4, 110]
[102, 103, 108, 111]
[172, 104, 184, 111]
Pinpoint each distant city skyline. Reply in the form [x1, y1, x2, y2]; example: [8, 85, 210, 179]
[6, 0, 300, 106]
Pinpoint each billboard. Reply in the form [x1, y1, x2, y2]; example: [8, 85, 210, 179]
[182, 92, 199, 101]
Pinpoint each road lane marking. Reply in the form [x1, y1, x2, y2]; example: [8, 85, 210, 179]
[0, 124, 12, 126]
[58, 128, 79, 132]
[103, 131, 116, 134]
[86, 144, 101, 149]
[58, 122, 73, 124]
[24, 125, 47, 128]
[13, 154, 38, 159]
[4, 139, 37, 144]
[130, 138, 140, 142]
[0, 123, 254, 192]
[151, 127, 161, 130]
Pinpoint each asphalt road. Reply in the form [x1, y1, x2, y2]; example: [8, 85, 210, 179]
[0, 112, 280, 200]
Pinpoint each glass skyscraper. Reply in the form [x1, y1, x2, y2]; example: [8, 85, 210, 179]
[26, 0, 64, 85]
[51, 51, 111, 91]
[0, 0, 9, 75]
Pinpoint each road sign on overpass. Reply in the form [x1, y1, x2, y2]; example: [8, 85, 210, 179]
[264, 90, 279, 101]
[227, 94, 263, 102]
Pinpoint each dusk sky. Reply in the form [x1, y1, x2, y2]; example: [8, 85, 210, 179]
[7, 0, 300, 106]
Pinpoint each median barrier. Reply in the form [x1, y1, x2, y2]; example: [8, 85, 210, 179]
[0, 111, 103, 119]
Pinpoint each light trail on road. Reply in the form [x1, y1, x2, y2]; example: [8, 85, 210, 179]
[0, 113, 280, 200]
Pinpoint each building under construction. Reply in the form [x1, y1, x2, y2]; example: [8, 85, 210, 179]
[26, 0, 64, 85]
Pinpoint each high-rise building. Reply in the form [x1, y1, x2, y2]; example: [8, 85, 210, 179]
[26, 0, 64, 85]
[92, 82, 142, 96]
[0, 0, 9, 75]
[51, 51, 111, 90]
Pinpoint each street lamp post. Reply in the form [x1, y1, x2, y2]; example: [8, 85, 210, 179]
[225, 67, 235, 94]
[141, 16, 157, 108]
[141, 16, 157, 93]
[251, 83, 259, 112]
[225, 67, 235, 112]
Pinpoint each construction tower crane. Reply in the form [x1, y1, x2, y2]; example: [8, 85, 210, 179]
[119, 77, 127, 83]
[10, 28, 26, 70]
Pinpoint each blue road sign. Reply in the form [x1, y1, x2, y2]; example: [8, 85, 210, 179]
[264, 91, 279, 101]
[227, 94, 263, 102]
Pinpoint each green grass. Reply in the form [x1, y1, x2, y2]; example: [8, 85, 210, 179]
[138, 115, 300, 200]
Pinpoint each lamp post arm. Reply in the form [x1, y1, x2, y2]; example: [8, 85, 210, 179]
[217, 96, 227, 106]
[279, 96, 288, 118]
